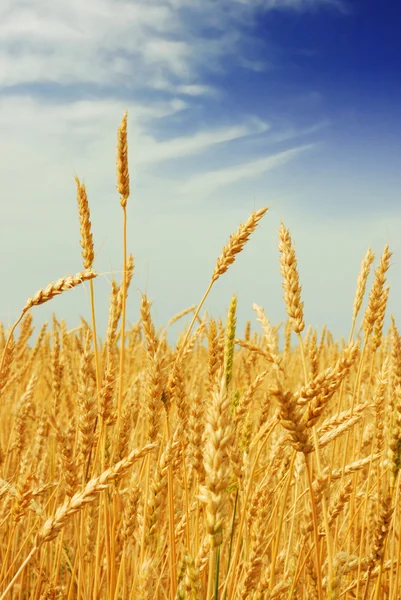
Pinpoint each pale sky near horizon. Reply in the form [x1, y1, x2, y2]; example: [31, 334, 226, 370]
[0, 0, 400, 343]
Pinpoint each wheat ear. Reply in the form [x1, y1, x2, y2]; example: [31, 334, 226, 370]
[278, 222, 304, 335]
[23, 270, 96, 313]
[174, 207, 268, 368]
[75, 176, 94, 270]
[0, 270, 96, 380]
[364, 244, 392, 340]
[350, 247, 375, 339]
[117, 111, 130, 208]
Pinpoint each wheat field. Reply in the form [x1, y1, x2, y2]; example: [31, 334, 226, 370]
[0, 113, 399, 600]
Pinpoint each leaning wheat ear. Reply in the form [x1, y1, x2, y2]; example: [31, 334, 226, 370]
[175, 207, 268, 365]
[212, 207, 268, 282]
[21, 270, 96, 314]
[0, 270, 97, 379]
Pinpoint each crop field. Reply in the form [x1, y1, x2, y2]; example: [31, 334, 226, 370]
[0, 113, 399, 600]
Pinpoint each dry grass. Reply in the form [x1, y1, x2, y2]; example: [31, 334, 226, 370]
[0, 114, 400, 600]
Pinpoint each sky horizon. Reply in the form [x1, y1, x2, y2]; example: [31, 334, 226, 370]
[0, 0, 400, 344]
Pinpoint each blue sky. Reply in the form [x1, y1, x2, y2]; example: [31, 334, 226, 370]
[0, 0, 400, 342]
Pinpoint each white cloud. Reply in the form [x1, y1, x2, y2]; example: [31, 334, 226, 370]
[0, 95, 187, 143]
[175, 84, 218, 97]
[180, 145, 314, 196]
[138, 119, 270, 165]
[0, 0, 348, 91]
[0, 0, 183, 87]
[258, 120, 329, 145]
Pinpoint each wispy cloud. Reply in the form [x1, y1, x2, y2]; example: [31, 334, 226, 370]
[138, 119, 270, 165]
[180, 145, 315, 196]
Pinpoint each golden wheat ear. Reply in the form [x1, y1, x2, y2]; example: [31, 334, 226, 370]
[0, 270, 97, 377]
[278, 222, 304, 335]
[117, 111, 130, 208]
[212, 207, 268, 283]
[22, 270, 97, 314]
[176, 206, 268, 364]
[75, 176, 95, 270]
